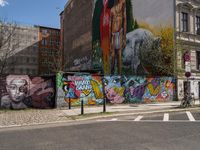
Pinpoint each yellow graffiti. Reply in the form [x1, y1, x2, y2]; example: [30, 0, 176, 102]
[90, 80, 104, 99]
[113, 87, 125, 96]
[65, 98, 79, 104]
[82, 90, 92, 96]
[87, 99, 96, 105]
[147, 83, 161, 96]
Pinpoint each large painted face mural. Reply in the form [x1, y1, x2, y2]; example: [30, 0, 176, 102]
[0, 75, 55, 110]
[92, 0, 173, 76]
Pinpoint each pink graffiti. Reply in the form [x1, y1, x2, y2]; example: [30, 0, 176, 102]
[68, 76, 84, 81]
[105, 87, 124, 104]
[29, 77, 54, 96]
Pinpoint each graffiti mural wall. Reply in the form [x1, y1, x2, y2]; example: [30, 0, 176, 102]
[56, 73, 174, 107]
[56, 73, 104, 106]
[0, 75, 55, 110]
[92, 0, 174, 76]
[104, 76, 174, 103]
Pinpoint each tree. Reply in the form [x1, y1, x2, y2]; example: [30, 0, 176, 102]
[138, 23, 175, 76]
[126, 0, 135, 33]
[47, 47, 63, 75]
[0, 20, 19, 75]
[133, 19, 139, 30]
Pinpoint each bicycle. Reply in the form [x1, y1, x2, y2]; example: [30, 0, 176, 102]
[180, 93, 194, 108]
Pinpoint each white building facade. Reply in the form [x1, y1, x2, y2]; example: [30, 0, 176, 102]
[176, 0, 200, 100]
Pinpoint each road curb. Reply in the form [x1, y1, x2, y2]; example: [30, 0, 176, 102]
[74, 107, 200, 121]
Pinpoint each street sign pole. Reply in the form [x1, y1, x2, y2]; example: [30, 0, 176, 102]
[184, 51, 191, 105]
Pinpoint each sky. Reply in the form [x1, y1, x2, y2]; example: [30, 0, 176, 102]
[0, 0, 68, 28]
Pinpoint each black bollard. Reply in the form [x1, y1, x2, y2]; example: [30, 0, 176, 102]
[81, 100, 84, 115]
[68, 98, 71, 109]
[103, 97, 106, 113]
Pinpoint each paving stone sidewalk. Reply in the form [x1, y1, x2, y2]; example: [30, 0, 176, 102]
[0, 109, 71, 127]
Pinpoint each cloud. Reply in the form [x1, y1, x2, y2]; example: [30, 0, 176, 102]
[0, 0, 8, 7]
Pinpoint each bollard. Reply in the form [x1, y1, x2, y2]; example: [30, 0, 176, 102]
[81, 100, 84, 115]
[103, 98, 106, 113]
[68, 98, 71, 109]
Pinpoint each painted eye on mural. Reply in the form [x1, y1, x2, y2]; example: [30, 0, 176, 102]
[63, 85, 69, 92]
[8, 85, 16, 90]
[19, 86, 28, 93]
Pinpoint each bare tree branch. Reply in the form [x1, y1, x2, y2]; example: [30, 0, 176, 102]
[0, 20, 20, 75]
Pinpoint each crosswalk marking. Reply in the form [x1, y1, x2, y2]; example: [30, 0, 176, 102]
[111, 118, 118, 121]
[134, 116, 143, 121]
[163, 113, 169, 121]
[186, 111, 196, 121]
[96, 111, 199, 122]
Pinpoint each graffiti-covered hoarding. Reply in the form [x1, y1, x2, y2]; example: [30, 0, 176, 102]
[0, 75, 55, 110]
[92, 0, 174, 75]
[104, 76, 174, 103]
[56, 73, 174, 106]
[56, 73, 104, 106]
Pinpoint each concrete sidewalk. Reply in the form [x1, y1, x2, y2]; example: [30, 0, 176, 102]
[0, 101, 199, 128]
[61, 101, 185, 116]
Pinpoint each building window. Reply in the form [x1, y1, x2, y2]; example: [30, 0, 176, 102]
[41, 39, 48, 46]
[20, 68, 23, 74]
[42, 29, 48, 34]
[181, 12, 189, 32]
[27, 57, 30, 63]
[196, 51, 200, 70]
[196, 16, 200, 35]
[27, 68, 30, 74]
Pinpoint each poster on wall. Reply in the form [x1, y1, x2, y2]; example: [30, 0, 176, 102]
[92, 0, 174, 76]
[0, 75, 55, 110]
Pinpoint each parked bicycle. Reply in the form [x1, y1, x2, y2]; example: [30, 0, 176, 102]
[180, 92, 195, 108]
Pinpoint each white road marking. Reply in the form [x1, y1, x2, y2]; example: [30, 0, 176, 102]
[134, 116, 143, 121]
[163, 113, 169, 121]
[111, 118, 118, 121]
[186, 111, 196, 121]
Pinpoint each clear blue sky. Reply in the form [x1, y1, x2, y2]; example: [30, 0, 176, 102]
[0, 0, 68, 28]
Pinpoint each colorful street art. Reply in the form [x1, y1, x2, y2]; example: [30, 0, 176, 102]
[104, 76, 125, 104]
[61, 74, 104, 105]
[56, 74, 174, 107]
[0, 75, 55, 110]
[104, 76, 174, 103]
[92, 0, 127, 75]
[92, 0, 174, 76]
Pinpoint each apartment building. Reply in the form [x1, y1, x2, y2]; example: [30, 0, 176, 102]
[3, 25, 39, 75]
[0, 24, 61, 76]
[175, 0, 200, 100]
[37, 26, 61, 75]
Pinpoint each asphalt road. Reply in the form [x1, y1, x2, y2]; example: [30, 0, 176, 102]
[0, 110, 200, 150]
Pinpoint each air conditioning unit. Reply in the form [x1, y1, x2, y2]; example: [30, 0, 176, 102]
[197, 28, 200, 35]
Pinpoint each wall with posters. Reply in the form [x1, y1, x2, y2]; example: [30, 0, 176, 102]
[0, 75, 55, 110]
